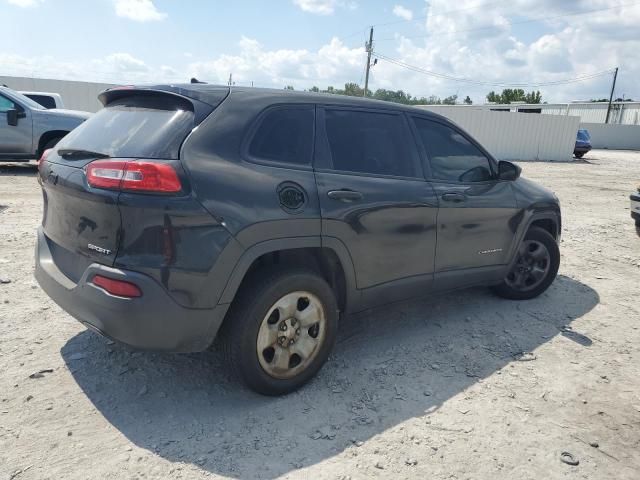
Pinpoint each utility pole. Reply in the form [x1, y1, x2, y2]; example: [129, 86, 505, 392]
[605, 67, 618, 124]
[228, 73, 233, 86]
[363, 26, 374, 97]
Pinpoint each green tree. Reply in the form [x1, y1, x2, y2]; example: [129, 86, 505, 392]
[464, 95, 473, 105]
[486, 89, 542, 104]
[344, 82, 364, 97]
[309, 86, 320, 92]
[442, 94, 458, 105]
[284, 85, 294, 90]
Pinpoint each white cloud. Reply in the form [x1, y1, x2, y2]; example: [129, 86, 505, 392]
[188, 36, 364, 87]
[2, 1, 639, 104]
[292, 0, 355, 15]
[114, 0, 167, 22]
[392, 5, 413, 21]
[7, 0, 43, 7]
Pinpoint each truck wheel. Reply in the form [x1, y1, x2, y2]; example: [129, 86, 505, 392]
[491, 227, 560, 300]
[574, 152, 584, 158]
[221, 268, 338, 395]
[41, 136, 63, 154]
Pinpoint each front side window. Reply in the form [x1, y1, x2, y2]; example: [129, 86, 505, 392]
[0, 95, 16, 112]
[248, 106, 314, 165]
[324, 109, 419, 178]
[413, 118, 493, 183]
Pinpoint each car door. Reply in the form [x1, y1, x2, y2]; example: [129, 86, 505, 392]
[0, 94, 32, 155]
[314, 106, 438, 306]
[410, 115, 519, 280]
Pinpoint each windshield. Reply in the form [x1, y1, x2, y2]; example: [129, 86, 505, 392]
[1, 88, 45, 110]
[55, 95, 195, 159]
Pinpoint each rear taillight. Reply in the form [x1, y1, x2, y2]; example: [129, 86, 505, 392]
[92, 275, 142, 298]
[86, 160, 182, 193]
[38, 148, 52, 170]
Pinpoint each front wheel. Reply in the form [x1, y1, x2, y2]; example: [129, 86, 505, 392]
[220, 268, 338, 395]
[491, 227, 560, 300]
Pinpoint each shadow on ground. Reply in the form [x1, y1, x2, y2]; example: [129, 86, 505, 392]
[61, 274, 598, 479]
[0, 161, 37, 176]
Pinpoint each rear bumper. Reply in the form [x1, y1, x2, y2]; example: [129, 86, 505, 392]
[574, 145, 592, 154]
[35, 227, 229, 352]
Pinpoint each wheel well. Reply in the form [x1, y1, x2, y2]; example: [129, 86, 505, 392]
[37, 130, 68, 156]
[530, 218, 558, 239]
[237, 247, 348, 312]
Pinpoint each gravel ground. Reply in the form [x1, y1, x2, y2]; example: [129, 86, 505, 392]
[1, 150, 639, 480]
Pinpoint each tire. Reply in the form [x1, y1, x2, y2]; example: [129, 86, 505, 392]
[220, 267, 338, 395]
[574, 152, 584, 159]
[491, 226, 560, 300]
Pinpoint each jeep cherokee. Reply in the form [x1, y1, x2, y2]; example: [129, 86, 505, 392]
[35, 84, 561, 395]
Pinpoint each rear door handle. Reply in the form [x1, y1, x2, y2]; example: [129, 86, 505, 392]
[441, 192, 466, 203]
[327, 189, 363, 202]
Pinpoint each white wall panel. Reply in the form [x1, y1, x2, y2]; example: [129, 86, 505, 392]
[580, 123, 640, 150]
[420, 106, 580, 161]
[1, 76, 117, 112]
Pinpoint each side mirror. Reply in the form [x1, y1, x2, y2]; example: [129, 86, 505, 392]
[6, 109, 19, 126]
[498, 160, 521, 181]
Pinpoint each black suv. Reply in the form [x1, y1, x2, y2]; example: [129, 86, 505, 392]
[35, 84, 561, 395]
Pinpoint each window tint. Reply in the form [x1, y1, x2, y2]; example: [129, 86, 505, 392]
[324, 109, 418, 177]
[413, 118, 493, 182]
[55, 95, 195, 159]
[0, 95, 16, 112]
[27, 94, 56, 109]
[248, 107, 314, 165]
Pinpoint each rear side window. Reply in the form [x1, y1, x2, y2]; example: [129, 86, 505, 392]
[324, 109, 419, 177]
[55, 95, 195, 159]
[248, 106, 314, 165]
[26, 94, 56, 109]
[412, 118, 493, 183]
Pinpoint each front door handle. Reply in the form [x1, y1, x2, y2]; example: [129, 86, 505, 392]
[441, 192, 466, 203]
[327, 189, 363, 202]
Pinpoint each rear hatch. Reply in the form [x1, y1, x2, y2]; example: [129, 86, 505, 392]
[38, 88, 224, 282]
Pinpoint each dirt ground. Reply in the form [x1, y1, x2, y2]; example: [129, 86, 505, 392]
[1, 150, 639, 480]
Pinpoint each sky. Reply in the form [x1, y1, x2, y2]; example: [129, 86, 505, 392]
[2, 0, 639, 103]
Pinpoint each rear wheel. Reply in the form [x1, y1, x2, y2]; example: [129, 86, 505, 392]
[221, 268, 338, 395]
[574, 152, 585, 158]
[491, 227, 560, 300]
[41, 136, 64, 156]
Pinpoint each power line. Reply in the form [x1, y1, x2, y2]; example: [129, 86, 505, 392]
[374, 52, 615, 88]
[376, 1, 640, 42]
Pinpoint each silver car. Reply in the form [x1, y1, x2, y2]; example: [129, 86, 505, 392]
[0, 86, 90, 161]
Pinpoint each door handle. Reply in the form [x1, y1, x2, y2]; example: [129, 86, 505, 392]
[441, 192, 466, 203]
[327, 189, 363, 202]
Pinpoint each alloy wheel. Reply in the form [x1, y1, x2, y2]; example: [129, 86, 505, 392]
[505, 240, 551, 292]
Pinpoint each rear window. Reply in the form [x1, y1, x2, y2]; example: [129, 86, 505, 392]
[55, 95, 195, 159]
[26, 94, 57, 109]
